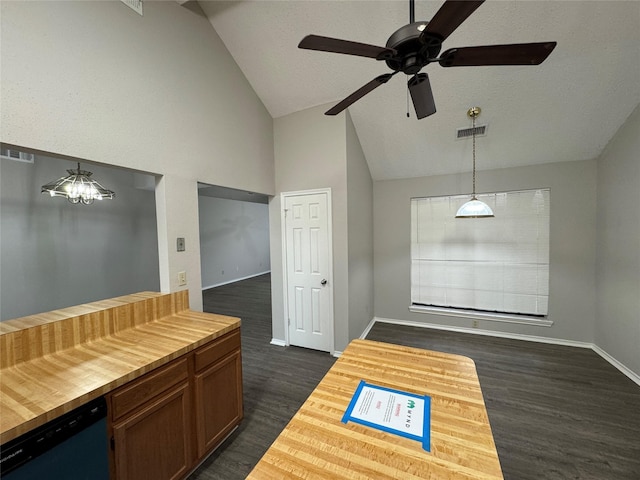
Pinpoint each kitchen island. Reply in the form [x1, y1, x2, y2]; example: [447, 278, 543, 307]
[248, 339, 503, 479]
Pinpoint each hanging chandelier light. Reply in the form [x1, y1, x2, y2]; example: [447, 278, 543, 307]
[41, 162, 115, 205]
[456, 107, 494, 218]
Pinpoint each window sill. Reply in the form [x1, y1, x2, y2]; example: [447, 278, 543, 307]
[408, 305, 553, 327]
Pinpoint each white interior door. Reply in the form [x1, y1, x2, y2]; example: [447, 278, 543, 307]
[283, 190, 333, 353]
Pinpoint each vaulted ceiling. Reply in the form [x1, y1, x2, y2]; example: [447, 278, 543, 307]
[198, 0, 640, 181]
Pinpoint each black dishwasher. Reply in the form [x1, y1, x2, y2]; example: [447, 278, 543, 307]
[0, 396, 109, 480]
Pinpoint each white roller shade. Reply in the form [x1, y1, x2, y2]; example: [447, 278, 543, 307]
[411, 189, 550, 316]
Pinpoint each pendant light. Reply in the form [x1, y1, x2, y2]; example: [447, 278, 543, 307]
[41, 162, 115, 205]
[456, 107, 494, 218]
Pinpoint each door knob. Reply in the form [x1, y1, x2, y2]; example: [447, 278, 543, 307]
[321, 279, 327, 286]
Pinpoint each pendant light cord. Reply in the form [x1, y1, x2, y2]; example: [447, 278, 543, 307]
[472, 113, 476, 197]
[456, 107, 493, 218]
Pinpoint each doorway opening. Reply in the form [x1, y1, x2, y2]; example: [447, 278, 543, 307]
[197, 183, 270, 291]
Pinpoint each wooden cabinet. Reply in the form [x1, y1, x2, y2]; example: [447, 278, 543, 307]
[112, 383, 193, 480]
[106, 330, 242, 480]
[194, 331, 243, 457]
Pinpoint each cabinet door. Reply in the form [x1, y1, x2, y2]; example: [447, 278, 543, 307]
[194, 350, 243, 458]
[112, 383, 192, 480]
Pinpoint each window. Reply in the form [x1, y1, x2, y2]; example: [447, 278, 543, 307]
[411, 189, 550, 317]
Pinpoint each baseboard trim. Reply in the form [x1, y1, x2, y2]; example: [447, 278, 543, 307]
[592, 344, 640, 387]
[369, 317, 640, 387]
[371, 317, 591, 348]
[359, 317, 377, 340]
[202, 270, 271, 291]
[332, 351, 342, 358]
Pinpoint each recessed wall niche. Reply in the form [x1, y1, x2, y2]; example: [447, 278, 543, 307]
[0, 151, 160, 320]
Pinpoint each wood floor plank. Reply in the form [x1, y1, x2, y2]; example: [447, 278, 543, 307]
[191, 274, 640, 480]
[366, 322, 640, 480]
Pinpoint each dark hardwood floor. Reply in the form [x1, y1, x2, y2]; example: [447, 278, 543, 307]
[367, 323, 640, 480]
[192, 274, 640, 479]
[191, 274, 336, 480]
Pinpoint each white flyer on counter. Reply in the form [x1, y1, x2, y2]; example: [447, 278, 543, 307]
[341, 380, 431, 451]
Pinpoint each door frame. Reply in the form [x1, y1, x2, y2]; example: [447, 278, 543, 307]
[280, 188, 335, 354]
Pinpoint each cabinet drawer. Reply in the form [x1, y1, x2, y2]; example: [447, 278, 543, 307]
[194, 329, 240, 372]
[110, 358, 189, 421]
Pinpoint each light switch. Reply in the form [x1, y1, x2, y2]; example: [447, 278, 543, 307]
[178, 271, 187, 286]
[177, 237, 185, 252]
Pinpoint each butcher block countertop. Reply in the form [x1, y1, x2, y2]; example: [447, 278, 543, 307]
[0, 291, 240, 444]
[248, 339, 503, 480]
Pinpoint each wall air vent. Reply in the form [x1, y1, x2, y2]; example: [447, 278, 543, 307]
[456, 124, 487, 140]
[1, 149, 34, 164]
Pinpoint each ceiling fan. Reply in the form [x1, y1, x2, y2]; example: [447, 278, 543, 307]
[298, 0, 557, 119]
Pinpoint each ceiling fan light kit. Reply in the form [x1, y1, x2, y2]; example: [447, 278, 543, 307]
[298, 0, 556, 119]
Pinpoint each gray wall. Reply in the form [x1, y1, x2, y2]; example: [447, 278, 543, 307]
[1, 156, 159, 320]
[373, 159, 598, 343]
[596, 105, 640, 375]
[1, 1, 274, 311]
[271, 104, 349, 351]
[199, 195, 270, 289]
[346, 112, 374, 341]
[271, 105, 374, 353]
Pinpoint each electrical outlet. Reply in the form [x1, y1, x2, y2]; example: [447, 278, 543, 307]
[472, 320, 479, 328]
[178, 271, 187, 286]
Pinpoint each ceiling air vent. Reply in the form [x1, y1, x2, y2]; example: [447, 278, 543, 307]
[456, 124, 487, 140]
[120, 0, 143, 16]
[1, 149, 34, 163]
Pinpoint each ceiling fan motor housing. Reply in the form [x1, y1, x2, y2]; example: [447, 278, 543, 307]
[385, 22, 442, 74]
[297, 0, 557, 119]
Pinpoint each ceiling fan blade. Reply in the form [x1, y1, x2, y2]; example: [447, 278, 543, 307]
[299, 35, 396, 60]
[439, 42, 557, 66]
[326, 73, 396, 116]
[408, 73, 436, 119]
[421, 0, 485, 42]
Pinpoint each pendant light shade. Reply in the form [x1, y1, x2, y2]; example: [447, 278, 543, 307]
[455, 197, 494, 218]
[456, 107, 494, 218]
[41, 163, 115, 205]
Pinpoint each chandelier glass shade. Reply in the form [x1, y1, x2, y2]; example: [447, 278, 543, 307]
[456, 107, 494, 218]
[41, 163, 115, 205]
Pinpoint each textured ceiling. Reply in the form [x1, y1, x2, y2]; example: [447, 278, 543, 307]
[198, 0, 640, 181]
